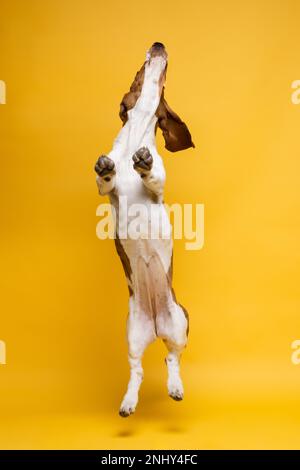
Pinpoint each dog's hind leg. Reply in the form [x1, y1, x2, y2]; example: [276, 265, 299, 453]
[119, 296, 156, 417]
[162, 303, 189, 401]
[164, 339, 185, 401]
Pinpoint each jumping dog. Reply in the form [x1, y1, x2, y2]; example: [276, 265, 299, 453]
[95, 42, 194, 417]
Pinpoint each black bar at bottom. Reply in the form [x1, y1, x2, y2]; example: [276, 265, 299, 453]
[0, 450, 299, 466]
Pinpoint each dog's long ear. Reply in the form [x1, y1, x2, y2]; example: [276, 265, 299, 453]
[119, 63, 145, 124]
[156, 90, 195, 152]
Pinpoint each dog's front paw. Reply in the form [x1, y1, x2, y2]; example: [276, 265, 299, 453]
[132, 147, 153, 175]
[95, 155, 115, 179]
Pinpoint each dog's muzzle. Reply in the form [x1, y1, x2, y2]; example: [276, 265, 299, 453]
[148, 42, 168, 61]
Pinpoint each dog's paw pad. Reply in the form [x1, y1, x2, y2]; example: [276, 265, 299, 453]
[169, 390, 184, 401]
[168, 380, 184, 401]
[132, 147, 153, 173]
[119, 404, 135, 418]
[119, 396, 137, 418]
[119, 407, 134, 418]
[95, 155, 115, 177]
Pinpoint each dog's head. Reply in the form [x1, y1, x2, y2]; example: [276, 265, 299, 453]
[119, 42, 194, 152]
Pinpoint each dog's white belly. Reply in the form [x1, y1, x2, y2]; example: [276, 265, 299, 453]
[111, 158, 172, 268]
[121, 236, 173, 280]
[111, 166, 175, 336]
[116, 198, 173, 299]
[123, 237, 174, 335]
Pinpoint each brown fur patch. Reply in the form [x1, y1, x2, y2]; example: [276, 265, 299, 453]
[119, 63, 145, 124]
[114, 236, 133, 296]
[179, 303, 189, 337]
[155, 90, 195, 152]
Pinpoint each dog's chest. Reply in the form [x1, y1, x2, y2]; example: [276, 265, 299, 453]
[114, 158, 148, 201]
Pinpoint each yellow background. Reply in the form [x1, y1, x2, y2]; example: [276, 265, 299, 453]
[1, 0, 300, 450]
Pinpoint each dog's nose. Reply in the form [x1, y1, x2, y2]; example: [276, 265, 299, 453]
[148, 42, 167, 61]
[152, 42, 165, 49]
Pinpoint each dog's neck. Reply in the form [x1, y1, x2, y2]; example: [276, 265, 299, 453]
[112, 57, 166, 160]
